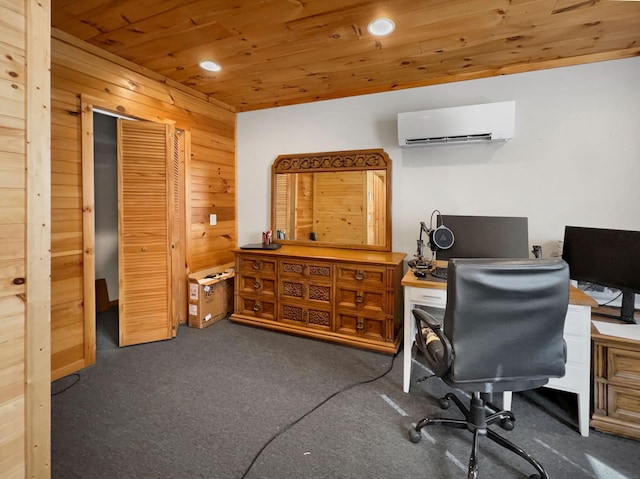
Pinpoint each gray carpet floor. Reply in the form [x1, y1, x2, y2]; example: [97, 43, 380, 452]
[51, 311, 640, 479]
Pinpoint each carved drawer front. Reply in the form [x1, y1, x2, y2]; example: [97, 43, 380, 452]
[280, 280, 332, 305]
[279, 302, 332, 331]
[335, 264, 386, 288]
[608, 347, 640, 389]
[237, 255, 277, 275]
[335, 313, 386, 342]
[335, 286, 386, 316]
[236, 295, 277, 321]
[237, 274, 277, 297]
[279, 259, 333, 281]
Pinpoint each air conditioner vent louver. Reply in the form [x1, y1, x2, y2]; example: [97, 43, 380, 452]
[405, 133, 493, 146]
[398, 101, 515, 148]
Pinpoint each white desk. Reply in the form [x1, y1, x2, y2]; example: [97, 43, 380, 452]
[401, 269, 597, 437]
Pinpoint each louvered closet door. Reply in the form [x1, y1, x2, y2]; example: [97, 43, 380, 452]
[118, 120, 173, 346]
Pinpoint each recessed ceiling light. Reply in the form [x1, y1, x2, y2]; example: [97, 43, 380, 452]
[200, 60, 221, 72]
[367, 18, 395, 36]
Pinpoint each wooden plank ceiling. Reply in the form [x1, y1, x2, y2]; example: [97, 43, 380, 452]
[52, 0, 640, 112]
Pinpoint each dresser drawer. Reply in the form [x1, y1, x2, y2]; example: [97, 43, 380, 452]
[237, 255, 277, 275]
[280, 280, 332, 305]
[608, 346, 640, 388]
[335, 264, 386, 288]
[279, 301, 332, 331]
[237, 274, 277, 297]
[236, 295, 277, 321]
[407, 285, 447, 307]
[335, 312, 387, 342]
[336, 285, 386, 316]
[607, 384, 640, 422]
[279, 259, 333, 281]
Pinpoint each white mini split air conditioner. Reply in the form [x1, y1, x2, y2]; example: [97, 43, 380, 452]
[397, 101, 515, 147]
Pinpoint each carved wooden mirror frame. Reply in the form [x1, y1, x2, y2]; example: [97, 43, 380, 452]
[271, 148, 392, 252]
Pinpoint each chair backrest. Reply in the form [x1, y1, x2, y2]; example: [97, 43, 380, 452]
[443, 258, 569, 389]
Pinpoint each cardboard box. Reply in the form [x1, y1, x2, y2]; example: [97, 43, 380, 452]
[188, 262, 235, 329]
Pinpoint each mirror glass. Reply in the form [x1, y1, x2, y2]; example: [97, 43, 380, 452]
[271, 149, 391, 251]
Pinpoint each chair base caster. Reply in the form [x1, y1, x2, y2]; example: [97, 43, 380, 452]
[408, 428, 422, 443]
[500, 418, 514, 431]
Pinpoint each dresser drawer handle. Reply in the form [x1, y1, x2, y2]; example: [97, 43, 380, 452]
[355, 270, 365, 281]
[253, 260, 263, 270]
[356, 318, 365, 330]
[355, 294, 364, 304]
[253, 280, 261, 290]
[253, 301, 261, 312]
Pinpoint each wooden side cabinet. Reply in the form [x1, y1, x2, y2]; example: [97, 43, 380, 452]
[231, 245, 406, 354]
[591, 329, 640, 441]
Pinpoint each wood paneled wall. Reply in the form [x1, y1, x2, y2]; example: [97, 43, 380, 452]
[50, 29, 236, 380]
[1, 0, 51, 477]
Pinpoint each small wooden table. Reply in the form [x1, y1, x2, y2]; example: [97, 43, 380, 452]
[591, 317, 640, 440]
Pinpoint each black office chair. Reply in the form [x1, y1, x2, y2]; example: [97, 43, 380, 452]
[408, 258, 569, 479]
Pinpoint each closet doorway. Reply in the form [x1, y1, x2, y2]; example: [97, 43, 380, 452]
[87, 106, 186, 351]
[93, 111, 120, 348]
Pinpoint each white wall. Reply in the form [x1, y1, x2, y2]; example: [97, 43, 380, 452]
[237, 57, 640, 260]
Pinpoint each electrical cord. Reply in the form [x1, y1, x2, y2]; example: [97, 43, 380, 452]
[580, 281, 623, 307]
[599, 291, 623, 307]
[416, 373, 436, 383]
[429, 209, 442, 231]
[51, 373, 80, 396]
[240, 353, 397, 479]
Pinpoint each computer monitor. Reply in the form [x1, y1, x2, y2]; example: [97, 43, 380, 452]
[562, 226, 640, 324]
[436, 215, 529, 261]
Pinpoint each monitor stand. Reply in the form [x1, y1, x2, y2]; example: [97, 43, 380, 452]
[593, 291, 637, 324]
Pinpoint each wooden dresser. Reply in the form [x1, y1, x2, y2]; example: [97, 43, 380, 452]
[591, 320, 640, 440]
[231, 245, 406, 354]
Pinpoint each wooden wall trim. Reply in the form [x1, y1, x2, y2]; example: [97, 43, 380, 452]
[25, 0, 51, 476]
[233, 114, 238, 265]
[184, 130, 193, 274]
[80, 100, 96, 367]
[82, 94, 176, 125]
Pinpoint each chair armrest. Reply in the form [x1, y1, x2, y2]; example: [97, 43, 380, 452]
[414, 307, 443, 331]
